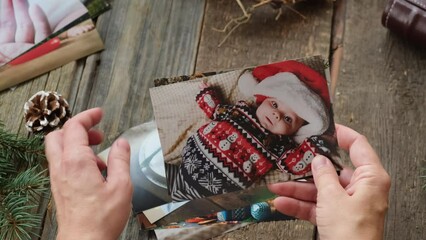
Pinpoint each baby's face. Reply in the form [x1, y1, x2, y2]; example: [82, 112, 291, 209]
[256, 97, 304, 135]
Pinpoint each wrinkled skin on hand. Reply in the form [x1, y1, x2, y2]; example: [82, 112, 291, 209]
[45, 108, 133, 240]
[268, 124, 391, 240]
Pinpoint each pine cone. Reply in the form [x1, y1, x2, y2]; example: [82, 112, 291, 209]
[23, 91, 71, 134]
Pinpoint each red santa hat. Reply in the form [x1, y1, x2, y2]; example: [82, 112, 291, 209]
[238, 60, 331, 144]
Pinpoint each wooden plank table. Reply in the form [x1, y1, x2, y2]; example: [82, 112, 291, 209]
[0, 0, 425, 239]
[334, 0, 426, 239]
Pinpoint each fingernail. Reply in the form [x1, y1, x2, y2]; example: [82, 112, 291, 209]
[116, 138, 130, 152]
[312, 155, 328, 170]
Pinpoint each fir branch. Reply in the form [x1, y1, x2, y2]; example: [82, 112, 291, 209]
[0, 123, 45, 168]
[0, 122, 49, 240]
[0, 158, 16, 182]
[0, 194, 42, 240]
[2, 168, 49, 204]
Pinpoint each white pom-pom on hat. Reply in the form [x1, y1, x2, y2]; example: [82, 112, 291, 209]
[238, 71, 259, 97]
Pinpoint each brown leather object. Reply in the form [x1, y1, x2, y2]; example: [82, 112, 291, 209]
[382, 0, 426, 46]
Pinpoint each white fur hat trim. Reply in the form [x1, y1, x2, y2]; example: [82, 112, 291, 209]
[253, 72, 329, 144]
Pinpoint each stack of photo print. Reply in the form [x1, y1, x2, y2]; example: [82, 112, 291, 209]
[0, 0, 110, 91]
[110, 55, 345, 239]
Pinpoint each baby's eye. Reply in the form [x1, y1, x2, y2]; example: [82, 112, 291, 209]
[284, 116, 292, 124]
[271, 101, 278, 109]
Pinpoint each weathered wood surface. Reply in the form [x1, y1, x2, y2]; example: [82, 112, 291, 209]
[214, 220, 315, 240]
[333, 0, 426, 240]
[2, 0, 424, 239]
[196, 0, 333, 72]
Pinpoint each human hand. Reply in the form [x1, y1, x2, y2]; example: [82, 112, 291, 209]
[45, 108, 133, 240]
[0, 0, 51, 65]
[268, 124, 391, 240]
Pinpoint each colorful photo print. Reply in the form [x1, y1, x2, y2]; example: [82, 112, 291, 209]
[0, 0, 89, 66]
[154, 199, 291, 229]
[0, 19, 103, 91]
[150, 56, 342, 203]
[141, 200, 289, 238]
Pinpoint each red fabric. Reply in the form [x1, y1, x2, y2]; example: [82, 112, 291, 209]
[196, 88, 276, 181]
[196, 87, 324, 178]
[253, 95, 267, 104]
[199, 121, 273, 178]
[196, 88, 221, 119]
[252, 60, 331, 108]
[279, 139, 316, 175]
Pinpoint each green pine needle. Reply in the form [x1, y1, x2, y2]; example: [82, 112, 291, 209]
[0, 194, 42, 240]
[0, 122, 49, 240]
[0, 124, 45, 168]
[3, 168, 49, 203]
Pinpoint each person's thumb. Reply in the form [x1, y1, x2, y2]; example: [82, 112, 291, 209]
[312, 155, 345, 197]
[107, 138, 132, 192]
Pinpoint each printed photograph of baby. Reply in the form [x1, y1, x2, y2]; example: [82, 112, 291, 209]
[0, 0, 89, 66]
[0, 18, 103, 91]
[150, 56, 342, 202]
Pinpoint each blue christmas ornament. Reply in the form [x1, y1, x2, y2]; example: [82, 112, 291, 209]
[250, 202, 272, 221]
[217, 206, 250, 221]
